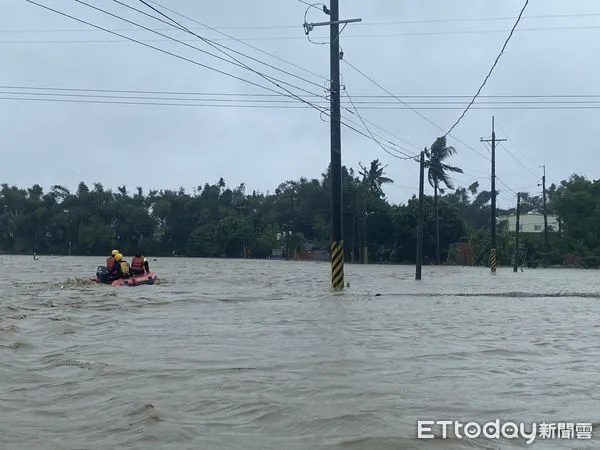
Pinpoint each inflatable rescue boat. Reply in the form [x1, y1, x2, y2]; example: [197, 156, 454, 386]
[91, 265, 157, 287]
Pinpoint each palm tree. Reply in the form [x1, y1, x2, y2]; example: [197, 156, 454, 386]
[358, 159, 394, 198]
[424, 136, 464, 265]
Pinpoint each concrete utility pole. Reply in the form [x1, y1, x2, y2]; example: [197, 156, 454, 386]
[290, 188, 295, 260]
[514, 192, 521, 273]
[363, 194, 367, 264]
[481, 116, 506, 275]
[541, 165, 549, 248]
[304, 1, 361, 290]
[415, 150, 425, 280]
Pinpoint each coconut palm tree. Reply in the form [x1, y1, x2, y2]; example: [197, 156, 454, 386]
[424, 136, 464, 265]
[358, 159, 394, 198]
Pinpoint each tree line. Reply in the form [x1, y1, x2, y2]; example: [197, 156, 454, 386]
[1, 137, 599, 267]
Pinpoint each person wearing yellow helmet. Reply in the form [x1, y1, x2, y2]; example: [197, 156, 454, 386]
[112, 252, 132, 279]
[106, 249, 119, 271]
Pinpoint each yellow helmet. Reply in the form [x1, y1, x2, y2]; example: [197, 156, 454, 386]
[112, 249, 119, 256]
[114, 253, 123, 261]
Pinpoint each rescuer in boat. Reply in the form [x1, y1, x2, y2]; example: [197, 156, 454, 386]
[130, 252, 146, 275]
[111, 253, 131, 279]
[106, 249, 119, 271]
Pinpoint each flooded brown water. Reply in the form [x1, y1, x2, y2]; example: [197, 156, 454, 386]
[1, 255, 599, 449]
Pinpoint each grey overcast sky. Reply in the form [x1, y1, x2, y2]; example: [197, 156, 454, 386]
[2, 0, 599, 208]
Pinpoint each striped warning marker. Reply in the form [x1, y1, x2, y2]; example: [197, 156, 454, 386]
[490, 248, 497, 274]
[331, 240, 344, 290]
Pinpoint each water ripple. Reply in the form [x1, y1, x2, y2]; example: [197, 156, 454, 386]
[0, 256, 599, 448]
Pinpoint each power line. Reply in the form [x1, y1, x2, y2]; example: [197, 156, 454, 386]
[495, 177, 518, 196]
[70, 0, 326, 97]
[444, 0, 530, 136]
[343, 87, 417, 160]
[342, 58, 490, 162]
[5, 91, 600, 110]
[493, 121, 540, 172]
[4, 84, 600, 100]
[18, 0, 482, 163]
[143, 0, 328, 83]
[123, 0, 402, 157]
[0, 95, 323, 108]
[341, 107, 421, 151]
[20, 1, 411, 155]
[498, 142, 538, 177]
[296, 0, 320, 9]
[0, 94, 418, 157]
[7, 11, 600, 33]
[0, 89, 332, 103]
[132, 0, 418, 161]
[8, 22, 600, 43]
[485, 123, 541, 183]
[21, 0, 320, 106]
[481, 141, 520, 197]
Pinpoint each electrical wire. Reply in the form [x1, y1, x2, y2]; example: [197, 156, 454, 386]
[342, 58, 490, 162]
[21, 0, 417, 156]
[132, 0, 420, 161]
[343, 87, 418, 160]
[493, 121, 540, 172]
[145, 0, 328, 83]
[6, 88, 600, 110]
[7, 11, 600, 32]
[5, 84, 600, 103]
[123, 0, 327, 89]
[480, 141, 520, 196]
[498, 142, 538, 177]
[22, 0, 319, 106]
[68, 0, 325, 98]
[444, 0, 530, 136]
[9, 23, 600, 43]
[6, 84, 600, 106]
[297, 0, 321, 10]
[341, 107, 421, 151]
[0, 85, 422, 154]
[302, 2, 329, 45]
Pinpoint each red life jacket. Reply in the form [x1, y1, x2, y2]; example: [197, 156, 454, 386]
[131, 256, 144, 270]
[106, 256, 115, 270]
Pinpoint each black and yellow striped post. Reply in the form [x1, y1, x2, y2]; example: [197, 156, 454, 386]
[331, 240, 344, 289]
[363, 246, 368, 264]
[490, 248, 497, 274]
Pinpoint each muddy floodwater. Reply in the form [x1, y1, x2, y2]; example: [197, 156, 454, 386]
[1, 255, 599, 449]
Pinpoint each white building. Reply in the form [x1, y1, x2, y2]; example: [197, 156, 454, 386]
[500, 213, 559, 233]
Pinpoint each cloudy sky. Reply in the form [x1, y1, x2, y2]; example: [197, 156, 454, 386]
[2, 0, 599, 208]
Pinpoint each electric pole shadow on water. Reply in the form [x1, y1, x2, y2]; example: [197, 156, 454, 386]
[304, 1, 361, 291]
[480, 116, 506, 275]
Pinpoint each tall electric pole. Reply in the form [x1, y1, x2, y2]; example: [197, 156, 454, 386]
[303, 2, 361, 290]
[481, 116, 506, 275]
[514, 192, 521, 273]
[541, 165, 549, 248]
[290, 188, 295, 260]
[415, 150, 425, 280]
